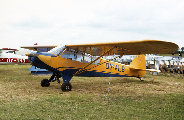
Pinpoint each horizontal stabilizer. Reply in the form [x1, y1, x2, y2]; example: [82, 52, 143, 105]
[130, 68, 161, 72]
[145, 69, 161, 72]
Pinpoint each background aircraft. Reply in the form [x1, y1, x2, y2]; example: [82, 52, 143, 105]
[0, 43, 52, 65]
[22, 40, 178, 92]
[0, 48, 29, 65]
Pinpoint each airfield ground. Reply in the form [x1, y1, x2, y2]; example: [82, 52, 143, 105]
[0, 65, 183, 119]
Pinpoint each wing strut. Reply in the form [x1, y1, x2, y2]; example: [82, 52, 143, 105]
[72, 46, 116, 76]
[80, 55, 120, 74]
[59, 48, 68, 57]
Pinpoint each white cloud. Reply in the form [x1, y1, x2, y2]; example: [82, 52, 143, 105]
[0, 0, 184, 49]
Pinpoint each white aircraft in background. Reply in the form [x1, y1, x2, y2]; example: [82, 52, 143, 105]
[0, 48, 30, 65]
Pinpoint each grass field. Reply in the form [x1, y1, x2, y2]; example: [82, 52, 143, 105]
[0, 65, 183, 119]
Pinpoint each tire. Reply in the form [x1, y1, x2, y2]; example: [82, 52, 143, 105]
[41, 79, 50, 87]
[61, 82, 72, 91]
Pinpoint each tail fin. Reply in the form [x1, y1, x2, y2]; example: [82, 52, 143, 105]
[130, 54, 160, 73]
[129, 54, 146, 70]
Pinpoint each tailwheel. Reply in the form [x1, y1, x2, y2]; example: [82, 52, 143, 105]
[138, 77, 144, 82]
[41, 79, 50, 87]
[61, 82, 72, 92]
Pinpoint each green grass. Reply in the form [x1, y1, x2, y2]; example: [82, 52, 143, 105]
[0, 65, 184, 119]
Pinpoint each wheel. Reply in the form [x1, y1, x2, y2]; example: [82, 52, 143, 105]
[61, 82, 72, 91]
[41, 79, 50, 87]
[138, 77, 144, 81]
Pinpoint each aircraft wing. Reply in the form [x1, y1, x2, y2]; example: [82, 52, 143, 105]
[21, 45, 57, 52]
[66, 40, 178, 56]
[0, 48, 18, 51]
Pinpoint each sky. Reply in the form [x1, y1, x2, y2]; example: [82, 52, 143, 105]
[0, 0, 184, 49]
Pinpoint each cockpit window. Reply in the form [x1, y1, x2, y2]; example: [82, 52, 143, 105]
[48, 44, 100, 64]
[48, 44, 66, 56]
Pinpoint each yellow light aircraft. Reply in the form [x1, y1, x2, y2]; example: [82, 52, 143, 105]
[23, 40, 178, 91]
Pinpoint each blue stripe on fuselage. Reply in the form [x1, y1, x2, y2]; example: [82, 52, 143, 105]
[59, 68, 132, 77]
[77, 70, 131, 77]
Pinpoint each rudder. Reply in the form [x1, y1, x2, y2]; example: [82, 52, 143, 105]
[129, 54, 146, 70]
[129, 54, 146, 77]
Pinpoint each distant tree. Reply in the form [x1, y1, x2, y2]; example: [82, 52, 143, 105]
[181, 47, 184, 54]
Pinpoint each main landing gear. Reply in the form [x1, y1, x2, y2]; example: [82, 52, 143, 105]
[41, 73, 72, 92]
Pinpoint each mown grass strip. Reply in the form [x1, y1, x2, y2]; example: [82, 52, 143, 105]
[0, 65, 183, 119]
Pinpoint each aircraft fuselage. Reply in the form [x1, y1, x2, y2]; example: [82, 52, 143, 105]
[28, 52, 146, 79]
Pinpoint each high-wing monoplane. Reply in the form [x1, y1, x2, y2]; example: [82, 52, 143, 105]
[22, 40, 178, 91]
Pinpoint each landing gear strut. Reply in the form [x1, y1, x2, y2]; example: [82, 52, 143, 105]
[41, 73, 72, 92]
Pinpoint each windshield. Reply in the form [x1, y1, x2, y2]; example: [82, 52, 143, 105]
[48, 44, 66, 56]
